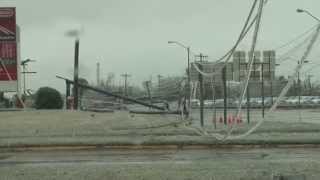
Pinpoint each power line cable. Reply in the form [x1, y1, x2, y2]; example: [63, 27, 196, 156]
[275, 24, 318, 51]
[277, 33, 314, 63]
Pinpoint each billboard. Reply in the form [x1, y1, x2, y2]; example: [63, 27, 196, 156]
[0, 42, 17, 80]
[0, 7, 18, 92]
[0, 8, 16, 41]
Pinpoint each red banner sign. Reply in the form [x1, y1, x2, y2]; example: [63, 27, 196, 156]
[0, 7, 17, 82]
[0, 42, 17, 81]
[0, 8, 16, 41]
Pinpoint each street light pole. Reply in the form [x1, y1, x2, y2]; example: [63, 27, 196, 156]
[21, 59, 36, 95]
[296, 9, 318, 116]
[297, 9, 320, 23]
[168, 41, 191, 109]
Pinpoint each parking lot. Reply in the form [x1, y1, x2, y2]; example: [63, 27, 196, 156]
[191, 96, 320, 109]
[190, 108, 320, 129]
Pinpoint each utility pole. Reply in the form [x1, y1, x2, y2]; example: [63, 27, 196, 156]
[261, 64, 265, 117]
[247, 84, 250, 123]
[246, 63, 251, 124]
[213, 77, 217, 129]
[157, 74, 162, 92]
[222, 66, 227, 125]
[297, 60, 309, 109]
[121, 73, 131, 97]
[237, 55, 249, 122]
[96, 62, 100, 86]
[187, 47, 191, 109]
[258, 61, 269, 118]
[66, 81, 71, 109]
[307, 75, 313, 96]
[195, 53, 208, 127]
[297, 61, 302, 122]
[268, 53, 273, 105]
[73, 39, 80, 110]
[298, 63, 301, 110]
[238, 55, 241, 82]
[144, 80, 152, 106]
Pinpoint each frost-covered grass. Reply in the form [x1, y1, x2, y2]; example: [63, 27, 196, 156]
[0, 110, 320, 147]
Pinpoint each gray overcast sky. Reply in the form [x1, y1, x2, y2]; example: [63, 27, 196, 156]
[1, 0, 320, 92]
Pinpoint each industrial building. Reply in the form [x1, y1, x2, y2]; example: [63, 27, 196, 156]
[189, 50, 284, 98]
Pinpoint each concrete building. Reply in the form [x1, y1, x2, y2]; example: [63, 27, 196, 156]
[189, 50, 282, 98]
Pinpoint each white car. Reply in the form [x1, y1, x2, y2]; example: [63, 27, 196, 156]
[204, 100, 214, 107]
[285, 96, 299, 105]
[311, 97, 320, 104]
[190, 99, 200, 108]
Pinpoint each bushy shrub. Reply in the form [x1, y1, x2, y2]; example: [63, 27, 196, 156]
[34, 87, 63, 109]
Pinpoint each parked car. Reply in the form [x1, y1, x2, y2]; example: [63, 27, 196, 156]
[191, 99, 200, 108]
[311, 96, 320, 104]
[285, 96, 299, 105]
[204, 100, 214, 108]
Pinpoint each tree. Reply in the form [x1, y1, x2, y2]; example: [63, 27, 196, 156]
[155, 76, 185, 101]
[34, 87, 63, 109]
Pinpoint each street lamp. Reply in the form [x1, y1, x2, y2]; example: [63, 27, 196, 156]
[168, 41, 191, 109]
[296, 9, 320, 23]
[21, 59, 36, 95]
[65, 29, 82, 110]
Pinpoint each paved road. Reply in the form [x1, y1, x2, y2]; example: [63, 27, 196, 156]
[0, 147, 320, 179]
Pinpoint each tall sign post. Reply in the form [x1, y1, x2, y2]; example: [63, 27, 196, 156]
[195, 53, 208, 127]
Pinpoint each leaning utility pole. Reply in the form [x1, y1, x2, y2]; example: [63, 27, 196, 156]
[195, 53, 208, 127]
[121, 73, 131, 97]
